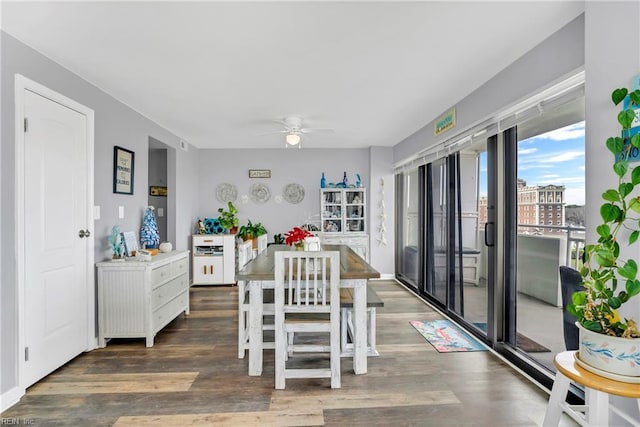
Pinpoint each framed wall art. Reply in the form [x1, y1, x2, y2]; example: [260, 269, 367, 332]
[149, 186, 168, 197]
[113, 146, 135, 195]
[248, 169, 271, 178]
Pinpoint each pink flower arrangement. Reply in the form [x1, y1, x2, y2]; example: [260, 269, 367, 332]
[284, 226, 313, 246]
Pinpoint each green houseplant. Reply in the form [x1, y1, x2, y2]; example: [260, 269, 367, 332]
[568, 86, 640, 340]
[238, 220, 267, 246]
[217, 201, 238, 234]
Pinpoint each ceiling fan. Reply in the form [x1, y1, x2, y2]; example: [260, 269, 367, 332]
[258, 116, 334, 147]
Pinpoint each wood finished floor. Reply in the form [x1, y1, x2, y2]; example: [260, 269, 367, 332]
[3, 280, 566, 426]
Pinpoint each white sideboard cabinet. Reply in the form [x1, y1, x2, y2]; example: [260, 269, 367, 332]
[192, 234, 236, 285]
[320, 188, 369, 261]
[96, 250, 190, 347]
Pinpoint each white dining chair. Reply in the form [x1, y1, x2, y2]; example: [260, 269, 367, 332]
[237, 240, 275, 358]
[257, 234, 268, 255]
[274, 250, 341, 389]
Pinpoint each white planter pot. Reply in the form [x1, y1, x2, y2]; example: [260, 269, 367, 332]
[577, 322, 640, 378]
[159, 242, 173, 253]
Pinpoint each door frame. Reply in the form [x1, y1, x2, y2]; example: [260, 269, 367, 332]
[14, 74, 96, 390]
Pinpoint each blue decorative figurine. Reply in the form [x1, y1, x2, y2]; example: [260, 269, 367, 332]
[356, 173, 362, 188]
[108, 225, 125, 259]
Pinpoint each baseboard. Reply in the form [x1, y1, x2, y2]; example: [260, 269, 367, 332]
[371, 274, 395, 280]
[0, 385, 24, 412]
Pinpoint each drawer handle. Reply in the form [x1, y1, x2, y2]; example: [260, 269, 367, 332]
[210, 265, 214, 274]
[203, 265, 207, 275]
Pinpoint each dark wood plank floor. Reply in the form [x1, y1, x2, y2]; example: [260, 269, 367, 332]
[3, 280, 564, 426]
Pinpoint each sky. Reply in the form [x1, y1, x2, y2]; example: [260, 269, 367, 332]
[479, 121, 586, 205]
[518, 121, 585, 205]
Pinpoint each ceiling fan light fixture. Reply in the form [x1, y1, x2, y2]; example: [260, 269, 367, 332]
[286, 133, 301, 145]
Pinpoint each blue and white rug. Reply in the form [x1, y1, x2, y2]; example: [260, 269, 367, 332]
[409, 319, 487, 352]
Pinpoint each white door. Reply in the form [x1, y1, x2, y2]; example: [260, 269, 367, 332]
[21, 86, 92, 387]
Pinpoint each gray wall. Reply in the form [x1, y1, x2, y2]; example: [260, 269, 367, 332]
[393, 14, 585, 166]
[1, 32, 200, 398]
[369, 147, 395, 277]
[196, 148, 370, 241]
[585, 2, 639, 421]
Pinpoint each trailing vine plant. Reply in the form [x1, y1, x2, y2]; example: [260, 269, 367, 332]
[568, 86, 640, 338]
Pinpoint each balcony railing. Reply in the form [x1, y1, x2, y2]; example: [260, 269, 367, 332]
[517, 223, 585, 268]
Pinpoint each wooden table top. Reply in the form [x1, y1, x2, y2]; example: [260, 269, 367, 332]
[236, 244, 380, 281]
[554, 351, 640, 398]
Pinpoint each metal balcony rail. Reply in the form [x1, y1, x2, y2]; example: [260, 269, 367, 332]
[516, 223, 585, 268]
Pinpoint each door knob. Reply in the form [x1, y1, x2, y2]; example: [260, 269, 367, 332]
[78, 229, 91, 238]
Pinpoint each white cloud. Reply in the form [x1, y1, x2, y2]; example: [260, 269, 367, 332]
[544, 151, 584, 163]
[518, 163, 553, 171]
[538, 176, 585, 185]
[564, 187, 585, 205]
[537, 122, 585, 141]
[518, 148, 538, 155]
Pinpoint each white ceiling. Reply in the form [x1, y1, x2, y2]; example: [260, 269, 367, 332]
[1, 1, 584, 150]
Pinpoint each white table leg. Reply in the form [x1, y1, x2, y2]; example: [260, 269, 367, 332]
[238, 280, 246, 359]
[351, 279, 367, 375]
[543, 371, 570, 426]
[248, 280, 263, 376]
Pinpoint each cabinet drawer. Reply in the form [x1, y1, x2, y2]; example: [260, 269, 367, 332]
[152, 290, 189, 332]
[193, 235, 224, 246]
[152, 274, 188, 309]
[172, 256, 189, 276]
[151, 263, 172, 285]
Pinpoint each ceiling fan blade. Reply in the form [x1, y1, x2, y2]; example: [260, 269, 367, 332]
[300, 128, 334, 134]
[256, 130, 287, 136]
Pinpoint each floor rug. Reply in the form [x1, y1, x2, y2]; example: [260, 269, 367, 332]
[473, 322, 550, 353]
[409, 319, 487, 352]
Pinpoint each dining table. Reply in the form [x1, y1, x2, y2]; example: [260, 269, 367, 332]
[236, 244, 380, 376]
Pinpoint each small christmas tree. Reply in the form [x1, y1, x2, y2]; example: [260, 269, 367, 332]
[140, 206, 160, 249]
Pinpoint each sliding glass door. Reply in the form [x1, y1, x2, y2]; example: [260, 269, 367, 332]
[396, 168, 422, 290]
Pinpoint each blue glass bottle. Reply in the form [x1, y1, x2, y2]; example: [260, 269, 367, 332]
[342, 171, 348, 187]
[321, 172, 326, 188]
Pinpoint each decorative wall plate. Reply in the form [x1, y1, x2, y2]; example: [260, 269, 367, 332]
[216, 183, 238, 203]
[283, 183, 305, 204]
[250, 183, 271, 204]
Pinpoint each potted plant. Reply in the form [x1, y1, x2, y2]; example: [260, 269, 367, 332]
[284, 226, 313, 250]
[238, 220, 267, 248]
[217, 201, 239, 234]
[567, 86, 640, 377]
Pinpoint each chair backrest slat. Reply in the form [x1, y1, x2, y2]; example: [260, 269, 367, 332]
[275, 251, 339, 313]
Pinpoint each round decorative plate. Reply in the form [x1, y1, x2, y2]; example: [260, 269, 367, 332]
[216, 183, 238, 203]
[250, 183, 271, 204]
[283, 183, 305, 204]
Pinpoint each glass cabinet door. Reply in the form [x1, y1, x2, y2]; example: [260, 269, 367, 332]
[321, 188, 366, 233]
[321, 189, 343, 232]
[345, 189, 365, 232]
